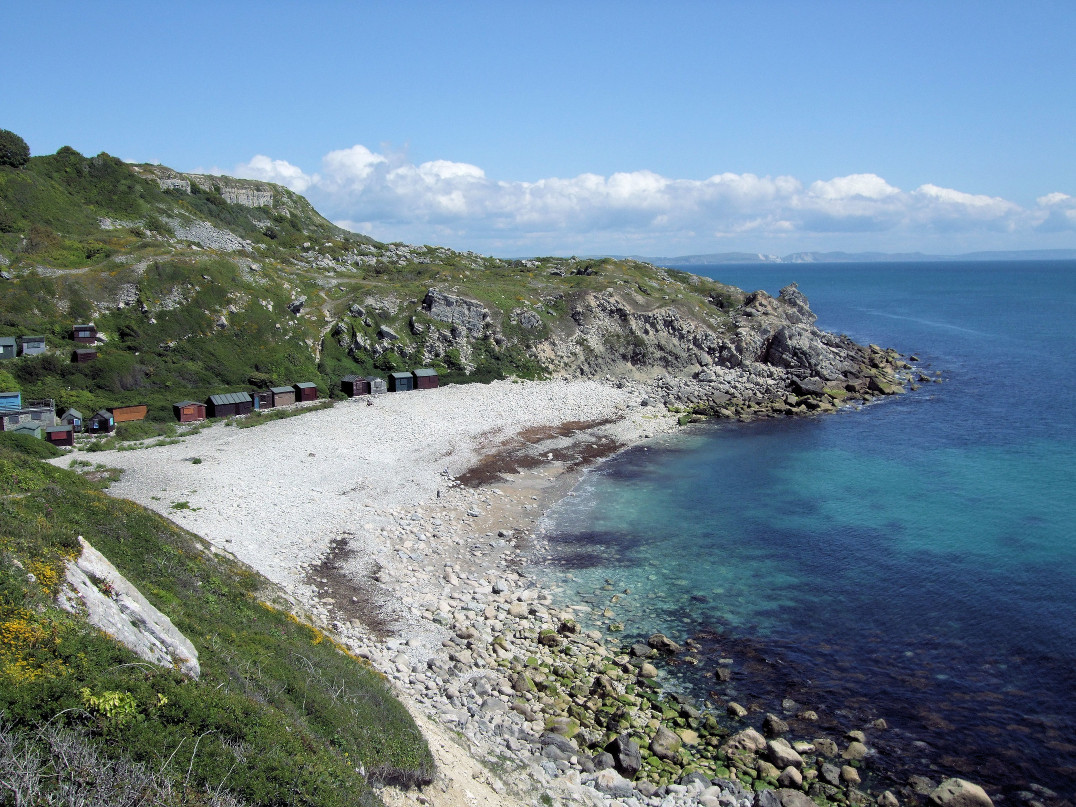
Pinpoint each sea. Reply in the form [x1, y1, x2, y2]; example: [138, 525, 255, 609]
[533, 260, 1076, 800]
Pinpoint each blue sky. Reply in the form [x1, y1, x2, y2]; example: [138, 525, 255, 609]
[6, 1, 1076, 256]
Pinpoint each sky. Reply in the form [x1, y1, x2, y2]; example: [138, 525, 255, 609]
[5, 1, 1076, 257]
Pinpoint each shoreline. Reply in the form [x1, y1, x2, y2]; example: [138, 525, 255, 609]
[54, 376, 970, 807]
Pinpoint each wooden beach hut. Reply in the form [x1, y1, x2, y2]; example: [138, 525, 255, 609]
[294, 382, 318, 402]
[111, 404, 148, 424]
[365, 376, 387, 395]
[72, 349, 97, 363]
[45, 425, 74, 447]
[412, 368, 439, 390]
[86, 410, 115, 434]
[388, 371, 414, 392]
[0, 338, 15, 360]
[72, 324, 97, 344]
[341, 374, 371, 397]
[18, 336, 46, 356]
[207, 392, 253, 418]
[60, 408, 83, 429]
[173, 401, 207, 423]
[251, 390, 271, 410]
[268, 386, 295, 407]
[10, 423, 42, 439]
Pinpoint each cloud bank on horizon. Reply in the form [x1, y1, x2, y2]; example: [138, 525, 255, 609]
[227, 145, 1076, 256]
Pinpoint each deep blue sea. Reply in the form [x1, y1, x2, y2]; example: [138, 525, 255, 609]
[535, 261, 1076, 799]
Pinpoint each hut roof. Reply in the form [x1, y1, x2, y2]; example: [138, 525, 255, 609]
[294, 382, 317, 389]
[174, 400, 202, 408]
[62, 408, 83, 419]
[389, 371, 413, 380]
[208, 392, 252, 406]
[46, 425, 73, 435]
[0, 337, 16, 347]
[413, 368, 438, 377]
[91, 410, 113, 420]
[269, 385, 294, 395]
[74, 323, 95, 330]
[341, 374, 362, 382]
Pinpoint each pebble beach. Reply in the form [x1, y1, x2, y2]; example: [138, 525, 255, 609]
[61, 379, 972, 807]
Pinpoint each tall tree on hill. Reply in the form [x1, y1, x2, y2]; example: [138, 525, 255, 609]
[0, 129, 30, 168]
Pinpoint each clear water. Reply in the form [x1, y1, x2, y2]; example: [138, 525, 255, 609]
[536, 261, 1076, 797]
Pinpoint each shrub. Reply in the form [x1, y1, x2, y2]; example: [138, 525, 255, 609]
[0, 130, 29, 168]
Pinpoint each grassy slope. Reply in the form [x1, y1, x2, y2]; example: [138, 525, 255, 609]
[0, 150, 746, 427]
[0, 436, 433, 806]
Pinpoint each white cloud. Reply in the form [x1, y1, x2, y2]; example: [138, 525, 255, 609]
[227, 144, 1075, 253]
[234, 155, 317, 194]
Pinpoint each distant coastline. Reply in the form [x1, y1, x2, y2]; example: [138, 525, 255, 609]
[604, 248, 1076, 265]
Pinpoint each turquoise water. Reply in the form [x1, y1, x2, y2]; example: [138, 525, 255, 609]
[537, 261, 1076, 797]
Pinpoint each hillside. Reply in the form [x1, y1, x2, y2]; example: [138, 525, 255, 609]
[0, 144, 909, 425]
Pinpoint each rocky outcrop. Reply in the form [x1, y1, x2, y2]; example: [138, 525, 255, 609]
[423, 289, 490, 337]
[57, 538, 200, 678]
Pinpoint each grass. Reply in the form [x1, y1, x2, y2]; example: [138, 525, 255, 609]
[0, 439, 434, 806]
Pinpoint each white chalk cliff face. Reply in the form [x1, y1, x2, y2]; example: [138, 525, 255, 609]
[57, 537, 200, 679]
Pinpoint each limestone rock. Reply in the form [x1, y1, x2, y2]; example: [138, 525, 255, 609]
[928, 778, 994, 807]
[647, 632, 682, 653]
[57, 538, 199, 678]
[723, 727, 767, 755]
[423, 289, 490, 337]
[767, 738, 804, 770]
[593, 768, 634, 798]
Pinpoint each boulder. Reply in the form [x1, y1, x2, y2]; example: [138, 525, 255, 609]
[605, 733, 642, 779]
[593, 768, 634, 798]
[767, 738, 804, 770]
[650, 726, 682, 761]
[377, 324, 399, 341]
[778, 766, 803, 788]
[763, 713, 790, 737]
[723, 727, 767, 755]
[928, 779, 994, 807]
[842, 740, 869, 760]
[647, 632, 682, 653]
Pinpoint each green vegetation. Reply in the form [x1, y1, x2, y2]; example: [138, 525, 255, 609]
[0, 441, 433, 805]
[0, 130, 29, 169]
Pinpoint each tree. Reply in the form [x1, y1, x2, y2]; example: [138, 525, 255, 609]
[0, 129, 30, 168]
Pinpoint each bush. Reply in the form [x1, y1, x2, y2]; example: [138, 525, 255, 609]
[0, 129, 29, 168]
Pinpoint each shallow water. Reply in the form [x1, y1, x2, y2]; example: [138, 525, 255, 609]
[534, 261, 1076, 798]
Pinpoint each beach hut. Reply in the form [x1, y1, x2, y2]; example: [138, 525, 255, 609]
[18, 336, 46, 356]
[72, 324, 97, 344]
[341, 374, 371, 397]
[111, 404, 148, 424]
[0, 338, 15, 360]
[268, 385, 295, 407]
[72, 349, 97, 363]
[207, 392, 253, 418]
[388, 372, 414, 392]
[10, 423, 42, 439]
[60, 408, 83, 429]
[294, 382, 318, 402]
[412, 368, 439, 390]
[173, 401, 207, 423]
[86, 410, 115, 434]
[45, 425, 74, 448]
[0, 391, 21, 412]
[251, 390, 271, 410]
[365, 375, 387, 395]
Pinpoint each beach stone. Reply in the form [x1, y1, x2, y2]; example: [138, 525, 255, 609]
[778, 766, 803, 788]
[593, 768, 634, 798]
[592, 751, 615, 771]
[813, 737, 838, 757]
[878, 791, 900, 807]
[714, 665, 732, 681]
[546, 716, 580, 738]
[680, 771, 711, 788]
[605, 733, 642, 778]
[638, 661, 659, 679]
[647, 632, 682, 653]
[724, 727, 767, 754]
[508, 601, 528, 617]
[773, 790, 815, 807]
[757, 760, 780, 780]
[727, 701, 749, 718]
[650, 726, 682, 761]
[768, 738, 803, 770]
[928, 778, 994, 807]
[763, 713, 790, 737]
[842, 765, 861, 785]
[843, 740, 868, 760]
[821, 763, 842, 787]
